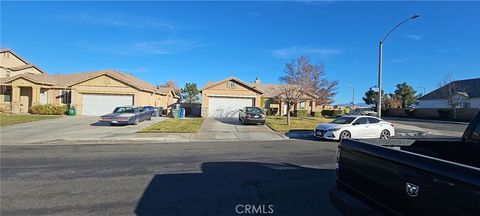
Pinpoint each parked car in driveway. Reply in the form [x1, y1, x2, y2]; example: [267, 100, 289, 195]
[315, 115, 395, 140]
[239, 107, 266, 125]
[143, 106, 158, 116]
[99, 106, 152, 125]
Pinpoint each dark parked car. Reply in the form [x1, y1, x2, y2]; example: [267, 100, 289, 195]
[330, 113, 480, 216]
[99, 106, 152, 125]
[143, 106, 159, 116]
[239, 107, 266, 125]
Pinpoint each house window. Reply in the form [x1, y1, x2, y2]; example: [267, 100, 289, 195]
[1, 86, 12, 102]
[59, 90, 71, 104]
[227, 81, 236, 89]
[299, 101, 306, 109]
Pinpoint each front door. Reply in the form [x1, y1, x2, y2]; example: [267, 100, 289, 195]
[19, 87, 32, 113]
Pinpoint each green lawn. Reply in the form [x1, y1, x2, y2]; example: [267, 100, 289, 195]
[140, 118, 205, 133]
[0, 113, 61, 127]
[266, 116, 332, 132]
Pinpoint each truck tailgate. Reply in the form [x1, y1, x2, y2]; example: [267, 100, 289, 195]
[337, 139, 480, 216]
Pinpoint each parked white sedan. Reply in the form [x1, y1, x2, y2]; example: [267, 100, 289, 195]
[315, 115, 395, 140]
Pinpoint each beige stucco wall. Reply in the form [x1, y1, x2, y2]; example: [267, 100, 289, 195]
[69, 75, 175, 115]
[0, 51, 43, 78]
[0, 52, 27, 69]
[201, 80, 262, 117]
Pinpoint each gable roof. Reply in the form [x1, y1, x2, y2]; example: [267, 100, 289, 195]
[3, 73, 57, 85]
[0, 48, 30, 65]
[200, 77, 265, 94]
[52, 70, 171, 95]
[0, 49, 47, 74]
[253, 83, 319, 99]
[419, 78, 480, 100]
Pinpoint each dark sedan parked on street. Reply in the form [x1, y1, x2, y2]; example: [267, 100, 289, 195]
[239, 106, 266, 125]
[99, 106, 153, 125]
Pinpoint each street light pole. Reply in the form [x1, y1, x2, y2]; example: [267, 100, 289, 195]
[377, 14, 419, 118]
[377, 41, 383, 116]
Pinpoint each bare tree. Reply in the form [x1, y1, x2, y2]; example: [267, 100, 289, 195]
[281, 56, 338, 105]
[270, 84, 309, 125]
[439, 73, 464, 119]
[158, 80, 180, 95]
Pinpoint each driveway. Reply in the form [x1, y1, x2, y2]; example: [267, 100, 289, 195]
[0, 116, 166, 144]
[197, 118, 284, 141]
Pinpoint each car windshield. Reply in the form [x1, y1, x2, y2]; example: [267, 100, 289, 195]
[246, 107, 264, 114]
[331, 117, 356, 124]
[113, 107, 135, 113]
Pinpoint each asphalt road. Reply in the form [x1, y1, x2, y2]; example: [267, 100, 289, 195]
[1, 140, 340, 216]
[384, 117, 469, 138]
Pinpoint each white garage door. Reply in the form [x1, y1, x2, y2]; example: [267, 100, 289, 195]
[82, 94, 133, 116]
[208, 97, 254, 118]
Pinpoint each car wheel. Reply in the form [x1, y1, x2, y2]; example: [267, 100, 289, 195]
[242, 118, 246, 125]
[133, 118, 139, 125]
[339, 131, 351, 140]
[147, 116, 152, 121]
[110, 123, 116, 126]
[380, 129, 391, 139]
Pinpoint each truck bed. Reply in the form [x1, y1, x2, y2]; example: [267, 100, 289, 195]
[336, 138, 480, 216]
[359, 138, 480, 168]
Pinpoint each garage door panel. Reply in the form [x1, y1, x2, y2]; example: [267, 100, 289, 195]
[82, 94, 133, 116]
[208, 97, 254, 118]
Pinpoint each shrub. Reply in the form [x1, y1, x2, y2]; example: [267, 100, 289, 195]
[312, 111, 322, 117]
[321, 109, 344, 117]
[293, 109, 309, 117]
[30, 104, 67, 115]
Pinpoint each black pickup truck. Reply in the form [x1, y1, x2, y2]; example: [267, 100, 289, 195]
[330, 113, 480, 216]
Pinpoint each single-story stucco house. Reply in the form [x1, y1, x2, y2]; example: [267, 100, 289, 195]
[418, 78, 480, 109]
[0, 49, 179, 115]
[200, 77, 325, 118]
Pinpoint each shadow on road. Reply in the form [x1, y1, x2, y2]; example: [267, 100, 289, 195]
[135, 162, 339, 216]
[283, 130, 325, 141]
[89, 121, 128, 127]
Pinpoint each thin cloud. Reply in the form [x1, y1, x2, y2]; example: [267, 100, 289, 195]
[132, 39, 206, 54]
[70, 39, 208, 55]
[56, 11, 175, 30]
[405, 34, 422, 40]
[272, 46, 342, 58]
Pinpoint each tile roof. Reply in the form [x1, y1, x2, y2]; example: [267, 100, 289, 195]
[419, 78, 480, 100]
[52, 70, 172, 95]
[200, 76, 265, 93]
[253, 83, 318, 99]
[3, 73, 57, 85]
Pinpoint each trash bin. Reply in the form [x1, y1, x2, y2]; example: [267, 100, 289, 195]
[172, 109, 179, 118]
[180, 108, 185, 118]
[70, 106, 76, 116]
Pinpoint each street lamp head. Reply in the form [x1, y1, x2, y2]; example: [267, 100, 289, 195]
[411, 14, 420, 19]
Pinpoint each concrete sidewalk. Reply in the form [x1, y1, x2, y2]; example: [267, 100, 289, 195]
[31, 131, 287, 145]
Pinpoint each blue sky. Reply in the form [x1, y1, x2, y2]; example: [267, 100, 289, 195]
[1, 1, 479, 104]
